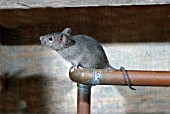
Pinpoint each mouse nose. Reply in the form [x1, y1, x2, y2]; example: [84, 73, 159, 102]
[40, 36, 44, 41]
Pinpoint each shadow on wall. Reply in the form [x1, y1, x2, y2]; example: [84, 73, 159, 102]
[0, 70, 48, 113]
[0, 69, 74, 114]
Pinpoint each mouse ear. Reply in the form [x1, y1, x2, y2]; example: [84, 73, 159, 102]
[59, 34, 75, 47]
[61, 28, 72, 36]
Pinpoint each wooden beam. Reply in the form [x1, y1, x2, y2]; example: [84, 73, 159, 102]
[0, 0, 170, 9]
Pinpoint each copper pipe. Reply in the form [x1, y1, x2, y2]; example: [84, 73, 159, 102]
[69, 69, 170, 86]
[77, 84, 91, 114]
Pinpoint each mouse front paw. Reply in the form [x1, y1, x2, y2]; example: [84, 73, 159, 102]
[70, 66, 77, 72]
[69, 65, 83, 72]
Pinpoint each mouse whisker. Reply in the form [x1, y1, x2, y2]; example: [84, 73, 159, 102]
[33, 42, 41, 45]
[32, 42, 41, 47]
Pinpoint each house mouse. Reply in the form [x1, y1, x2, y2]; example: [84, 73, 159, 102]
[40, 28, 135, 90]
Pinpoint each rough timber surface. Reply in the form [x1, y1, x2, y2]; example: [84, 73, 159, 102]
[0, 5, 170, 43]
[0, 0, 170, 9]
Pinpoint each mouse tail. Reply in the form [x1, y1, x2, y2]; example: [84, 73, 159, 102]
[104, 65, 136, 90]
[104, 64, 117, 70]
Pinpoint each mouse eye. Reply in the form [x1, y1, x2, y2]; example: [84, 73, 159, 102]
[48, 37, 53, 42]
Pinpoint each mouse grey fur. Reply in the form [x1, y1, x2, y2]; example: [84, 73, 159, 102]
[40, 28, 110, 69]
[40, 28, 135, 90]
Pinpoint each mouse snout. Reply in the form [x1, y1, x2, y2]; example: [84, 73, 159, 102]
[40, 36, 46, 45]
[40, 36, 44, 41]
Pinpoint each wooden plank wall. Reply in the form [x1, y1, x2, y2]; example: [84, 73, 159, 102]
[0, 5, 170, 44]
[0, 5, 170, 114]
